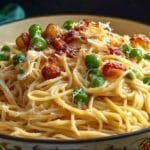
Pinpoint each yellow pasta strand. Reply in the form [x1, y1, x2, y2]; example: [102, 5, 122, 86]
[0, 20, 149, 140]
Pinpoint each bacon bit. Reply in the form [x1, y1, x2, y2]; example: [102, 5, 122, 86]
[108, 46, 123, 56]
[82, 19, 92, 26]
[130, 34, 150, 50]
[102, 62, 126, 78]
[74, 24, 86, 31]
[64, 31, 80, 43]
[16, 33, 31, 51]
[64, 30, 86, 43]
[42, 64, 61, 80]
[52, 37, 78, 57]
[48, 54, 58, 65]
[51, 37, 67, 54]
[22, 33, 31, 45]
[66, 47, 79, 58]
[74, 20, 89, 31]
[74, 19, 92, 31]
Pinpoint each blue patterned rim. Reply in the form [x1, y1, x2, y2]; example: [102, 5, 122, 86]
[0, 128, 149, 144]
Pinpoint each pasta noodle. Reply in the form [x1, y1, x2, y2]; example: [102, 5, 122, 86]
[0, 19, 149, 139]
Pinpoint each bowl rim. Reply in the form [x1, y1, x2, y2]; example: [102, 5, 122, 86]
[0, 14, 149, 144]
[0, 128, 149, 144]
[0, 14, 149, 28]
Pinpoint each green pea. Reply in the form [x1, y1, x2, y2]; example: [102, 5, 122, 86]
[88, 68, 101, 77]
[143, 76, 150, 85]
[31, 36, 47, 51]
[126, 70, 137, 80]
[91, 76, 105, 87]
[0, 52, 9, 61]
[129, 48, 142, 63]
[122, 43, 131, 57]
[63, 20, 75, 30]
[126, 69, 143, 80]
[1, 45, 10, 52]
[18, 68, 25, 74]
[129, 48, 142, 57]
[85, 54, 99, 69]
[126, 72, 134, 80]
[13, 53, 26, 65]
[29, 24, 42, 37]
[72, 89, 89, 105]
[137, 56, 143, 63]
[144, 53, 150, 60]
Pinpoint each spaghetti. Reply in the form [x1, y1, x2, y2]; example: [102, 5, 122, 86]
[0, 19, 149, 139]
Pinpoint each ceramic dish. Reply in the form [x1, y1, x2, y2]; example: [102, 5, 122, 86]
[0, 15, 149, 150]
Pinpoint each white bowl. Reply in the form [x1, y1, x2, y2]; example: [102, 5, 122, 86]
[0, 15, 149, 150]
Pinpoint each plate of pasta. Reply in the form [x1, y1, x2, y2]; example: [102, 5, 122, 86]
[0, 15, 149, 150]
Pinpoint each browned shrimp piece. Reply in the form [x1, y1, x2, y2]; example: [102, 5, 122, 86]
[43, 24, 62, 39]
[41, 55, 61, 80]
[41, 64, 61, 80]
[130, 34, 150, 50]
[16, 33, 31, 51]
[102, 62, 126, 79]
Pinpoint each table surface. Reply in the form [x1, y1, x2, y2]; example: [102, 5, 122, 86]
[0, 0, 150, 25]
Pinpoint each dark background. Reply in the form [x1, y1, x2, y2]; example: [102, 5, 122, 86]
[0, 0, 150, 24]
